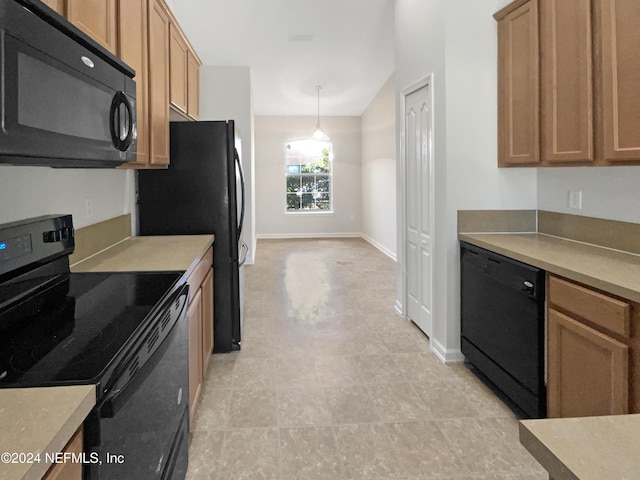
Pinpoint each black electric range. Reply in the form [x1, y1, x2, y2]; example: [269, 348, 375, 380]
[0, 215, 190, 480]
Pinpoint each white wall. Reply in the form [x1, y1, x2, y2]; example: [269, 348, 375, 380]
[254, 116, 362, 237]
[538, 167, 640, 224]
[361, 75, 397, 260]
[199, 66, 256, 263]
[395, 0, 538, 361]
[0, 166, 135, 229]
[394, 0, 448, 332]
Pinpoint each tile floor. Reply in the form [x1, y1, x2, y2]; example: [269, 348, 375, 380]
[186, 238, 547, 480]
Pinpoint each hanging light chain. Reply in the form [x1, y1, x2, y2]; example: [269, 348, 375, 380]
[316, 85, 322, 129]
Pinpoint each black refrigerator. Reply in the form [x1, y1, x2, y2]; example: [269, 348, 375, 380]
[137, 121, 247, 353]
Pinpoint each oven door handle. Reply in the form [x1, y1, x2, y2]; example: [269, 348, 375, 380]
[99, 285, 189, 418]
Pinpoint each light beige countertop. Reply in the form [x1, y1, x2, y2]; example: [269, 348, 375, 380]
[519, 414, 640, 480]
[459, 232, 640, 303]
[70, 235, 214, 275]
[0, 385, 95, 480]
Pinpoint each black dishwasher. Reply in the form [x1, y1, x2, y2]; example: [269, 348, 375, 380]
[460, 242, 546, 418]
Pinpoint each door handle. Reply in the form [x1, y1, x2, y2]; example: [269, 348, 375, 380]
[109, 91, 134, 151]
[239, 242, 249, 267]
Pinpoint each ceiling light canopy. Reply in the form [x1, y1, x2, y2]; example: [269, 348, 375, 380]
[312, 86, 330, 141]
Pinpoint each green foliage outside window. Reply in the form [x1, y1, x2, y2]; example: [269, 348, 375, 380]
[286, 140, 332, 211]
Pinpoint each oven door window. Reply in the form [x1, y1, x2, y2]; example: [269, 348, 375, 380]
[1, 34, 125, 162]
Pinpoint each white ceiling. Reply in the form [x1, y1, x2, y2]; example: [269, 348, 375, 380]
[165, 0, 395, 116]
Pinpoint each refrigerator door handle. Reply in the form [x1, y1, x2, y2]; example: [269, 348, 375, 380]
[239, 242, 249, 267]
[235, 149, 246, 241]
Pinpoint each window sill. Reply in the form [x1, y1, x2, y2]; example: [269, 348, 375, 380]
[284, 210, 334, 216]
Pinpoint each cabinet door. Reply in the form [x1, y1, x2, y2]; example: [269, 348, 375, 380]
[201, 268, 214, 374]
[169, 23, 188, 114]
[187, 50, 200, 120]
[148, 0, 170, 166]
[118, 0, 149, 166]
[496, 0, 540, 166]
[42, 427, 83, 480]
[187, 288, 203, 427]
[40, 0, 65, 15]
[67, 0, 117, 53]
[600, 0, 640, 162]
[548, 308, 629, 418]
[540, 0, 594, 163]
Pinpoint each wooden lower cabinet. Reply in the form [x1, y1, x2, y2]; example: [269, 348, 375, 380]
[547, 274, 640, 418]
[548, 308, 629, 417]
[187, 287, 203, 425]
[201, 268, 214, 373]
[42, 427, 83, 480]
[186, 247, 214, 427]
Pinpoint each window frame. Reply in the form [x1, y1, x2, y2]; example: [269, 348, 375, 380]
[284, 138, 334, 214]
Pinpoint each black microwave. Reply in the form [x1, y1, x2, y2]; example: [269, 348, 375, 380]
[0, 0, 137, 168]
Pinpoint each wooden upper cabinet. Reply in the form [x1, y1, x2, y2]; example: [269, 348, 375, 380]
[148, 0, 170, 166]
[40, 0, 65, 15]
[495, 0, 540, 166]
[169, 20, 201, 120]
[187, 50, 201, 120]
[540, 0, 594, 163]
[67, 0, 117, 54]
[169, 23, 189, 114]
[599, 0, 640, 162]
[118, 0, 149, 167]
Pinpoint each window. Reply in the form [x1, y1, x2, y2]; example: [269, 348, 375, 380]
[285, 139, 333, 212]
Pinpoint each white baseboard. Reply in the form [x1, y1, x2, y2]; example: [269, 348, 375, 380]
[430, 337, 464, 364]
[361, 234, 397, 261]
[256, 232, 362, 239]
[394, 299, 403, 315]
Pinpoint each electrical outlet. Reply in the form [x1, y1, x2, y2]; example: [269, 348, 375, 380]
[568, 191, 582, 210]
[85, 198, 94, 218]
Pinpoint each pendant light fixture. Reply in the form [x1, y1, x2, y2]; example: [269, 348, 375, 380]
[312, 85, 330, 141]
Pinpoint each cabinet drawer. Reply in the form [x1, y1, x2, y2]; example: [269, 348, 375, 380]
[548, 276, 631, 338]
[186, 246, 213, 300]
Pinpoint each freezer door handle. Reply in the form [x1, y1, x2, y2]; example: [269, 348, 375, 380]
[235, 149, 246, 242]
[239, 242, 249, 267]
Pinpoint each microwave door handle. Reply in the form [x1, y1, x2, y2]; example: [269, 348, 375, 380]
[109, 92, 120, 149]
[109, 91, 135, 151]
[120, 93, 134, 150]
[235, 149, 246, 241]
